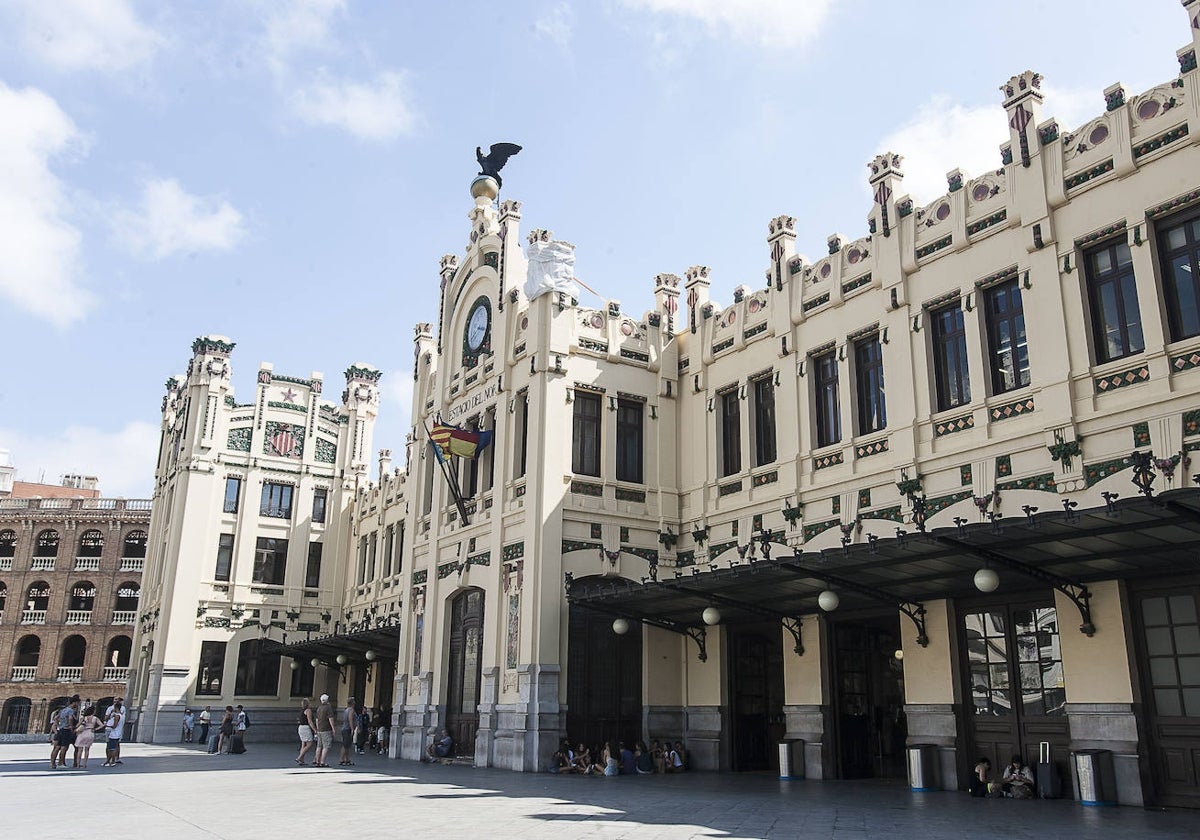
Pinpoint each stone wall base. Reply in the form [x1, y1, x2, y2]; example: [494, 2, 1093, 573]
[783, 704, 829, 780]
[1065, 702, 1146, 806]
[904, 703, 959, 791]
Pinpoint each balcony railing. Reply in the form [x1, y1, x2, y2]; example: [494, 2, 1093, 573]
[119, 557, 145, 572]
[65, 610, 92, 625]
[111, 610, 136, 625]
[102, 666, 129, 683]
[21, 610, 47, 624]
[74, 557, 101, 571]
[30, 557, 56, 571]
[56, 666, 83, 682]
[11, 666, 36, 681]
[0, 557, 12, 571]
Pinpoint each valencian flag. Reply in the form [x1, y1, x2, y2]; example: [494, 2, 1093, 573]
[430, 423, 494, 461]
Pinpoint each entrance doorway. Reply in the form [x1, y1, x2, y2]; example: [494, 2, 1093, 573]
[729, 624, 784, 771]
[831, 614, 907, 779]
[1131, 580, 1200, 808]
[566, 602, 642, 751]
[446, 588, 484, 756]
[960, 600, 1070, 787]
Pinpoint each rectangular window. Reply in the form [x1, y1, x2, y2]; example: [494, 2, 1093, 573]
[753, 377, 776, 466]
[572, 392, 601, 476]
[214, 533, 234, 581]
[367, 532, 377, 580]
[305, 542, 322, 588]
[196, 641, 226, 696]
[234, 639, 280, 696]
[1085, 240, 1143, 363]
[395, 523, 405, 574]
[289, 659, 315, 698]
[311, 488, 327, 524]
[1157, 212, 1200, 341]
[720, 389, 741, 477]
[516, 394, 529, 479]
[382, 526, 394, 578]
[223, 477, 242, 514]
[252, 536, 288, 585]
[260, 482, 294, 519]
[814, 352, 841, 448]
[931, 305, 971, 411]
[854, 336, 887, 435]
[616, 398, 644, 483]
[484, 409, 496, 492]
[985, 279, 1031, 394]
[357, 537, 367, 586]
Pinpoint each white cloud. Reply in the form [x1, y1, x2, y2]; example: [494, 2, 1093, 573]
[534, 3, 574, 47]
[262, 0, 346, 76]
[1043, 85, 1104, 133]
[7, 0, 164, 72]
[1, 420, 160, 499]
[0, 82, 94, 328]
[874, 96, 1008, 204]
[290, 70, 418, 141]
[112, 178, 246, 260]
[621, 0, 835, 48]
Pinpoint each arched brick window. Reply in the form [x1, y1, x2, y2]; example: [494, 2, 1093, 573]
[122, 530, 148, 558]
[69, 581, 96, 611]
[115, 582, 140, 612]
[26, 582, 50, 611]
[0, 530, 16, 558]
[78, 530, 104, 557]
[34, 530, 59, 558]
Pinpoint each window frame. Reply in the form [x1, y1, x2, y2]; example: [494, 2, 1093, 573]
[984, 278, 1031, 395]
[252, 536, 288, 586]
[853, 334, 887, 436]
[305, 541, 322, 589]
[214, 533, 234, 582]
[234, 638, 280, 697]
[813, 351, 841, 448]
[1156, 208, 1200, 342]
[720, 388, 742, 477]
[259, 482, 294, 520]
[311, 487, 328, 524]
[223, 476, 242, 514]
[571, 391, 602, 477]
[752, 376, 777, 467]
[930, 303, 972, 412]
[196, 640, 226, 696]
[615, 397, 644, 484]
[1084, 238, 1144, 364]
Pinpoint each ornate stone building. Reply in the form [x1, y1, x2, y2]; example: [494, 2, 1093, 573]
[0, 472, 149, 737]
[135, 4, 1200, 808]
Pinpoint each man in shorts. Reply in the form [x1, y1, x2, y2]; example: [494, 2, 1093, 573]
[50, 696, 80, 769]
[103, 699, 125, 767]
[313, 693, 334, 767]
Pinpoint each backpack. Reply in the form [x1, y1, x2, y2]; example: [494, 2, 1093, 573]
[241, 711, 250, 728]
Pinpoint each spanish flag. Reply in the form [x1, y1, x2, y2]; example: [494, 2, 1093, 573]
[430, 423, 493, 460]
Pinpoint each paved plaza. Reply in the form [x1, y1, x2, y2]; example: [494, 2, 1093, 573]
[1, 741, 1196, 839]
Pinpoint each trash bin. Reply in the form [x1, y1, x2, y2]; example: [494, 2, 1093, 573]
[1072, 749, 1116, 806]
[907, 743, 939, 792]
[778, 739, 805, 780]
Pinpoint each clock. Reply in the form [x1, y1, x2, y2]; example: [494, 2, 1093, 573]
[466, 298, 490, 352]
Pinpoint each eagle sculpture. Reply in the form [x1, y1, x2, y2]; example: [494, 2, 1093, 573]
[476, 143, 522, 188]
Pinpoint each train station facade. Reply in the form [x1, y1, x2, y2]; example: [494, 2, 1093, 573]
[130, 3, 1200, 809]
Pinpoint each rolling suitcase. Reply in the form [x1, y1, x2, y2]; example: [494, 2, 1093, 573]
[207, 732, 220, 754]
[231, 733, 246, 754]
[1036, 741, 1062, 799]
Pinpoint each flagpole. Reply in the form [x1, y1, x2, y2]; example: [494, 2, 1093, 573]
[425, 420, 471, 525]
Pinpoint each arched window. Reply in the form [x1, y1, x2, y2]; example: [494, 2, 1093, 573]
[59, 635, 87, 667]
[115, 583, 140, 612]
[26, 582, 50, 612]
[69, 581, 96, 611]
[15, 635, 41, 666]
[1, 697, 32, 734]
[0, 530, 16, 558]
[78, 529, 104, 558]
[122, 530, 148, 558]
[34, 530, 59, 557]
[107, 635, 132, 668]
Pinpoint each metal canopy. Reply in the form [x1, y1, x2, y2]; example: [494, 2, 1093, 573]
[267, 624, 401, 663]
[566, 488, 1200, 643]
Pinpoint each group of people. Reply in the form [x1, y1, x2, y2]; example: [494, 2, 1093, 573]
[551, 739, 685, 776]
[48, 695, 127, 769]
[970, 754, 1036, 799]
[295, 695, 391, 768]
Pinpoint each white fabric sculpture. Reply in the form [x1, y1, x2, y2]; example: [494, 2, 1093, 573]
[524, 239, 580, 301]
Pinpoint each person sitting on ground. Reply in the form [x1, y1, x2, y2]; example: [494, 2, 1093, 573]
[619, 741, 636, 775]
[1002, 754, 1035, 799]
[602, 741, 619, 776]
[634, 741, 654, 775]
[666, 741, 685, 773]
[651, 740, 666, 774]
[551, 739, 574, 773]
[425, 728, 453, 762]
[573, 742, 592, 774]
[969, 756, 994, 797]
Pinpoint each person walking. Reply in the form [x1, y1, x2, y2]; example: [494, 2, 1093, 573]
[338, 697, 356, 766]
[197, 706, 211, 745]
[102, 699, 126, 767]
[313, 693, 334, 768]
[296, 698, 316, 766]
[182, 709, 195, 743]
[50, 696, 80, 769]
[355, 703, 369, 755]
[231, 705, 248, 754]
[217, 706, 234, 755]
[73, 704, 102, 769]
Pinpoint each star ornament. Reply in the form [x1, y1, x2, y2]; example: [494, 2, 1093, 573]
[281, 388, 299, 403]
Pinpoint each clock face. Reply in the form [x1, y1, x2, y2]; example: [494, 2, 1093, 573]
[467, 301, 490, 351]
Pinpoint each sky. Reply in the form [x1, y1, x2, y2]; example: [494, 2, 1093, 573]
[0, 0, 1190, 498]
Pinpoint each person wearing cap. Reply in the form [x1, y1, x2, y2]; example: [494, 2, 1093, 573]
[313, 693, 334, 768]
